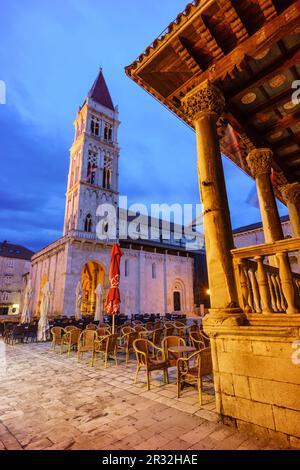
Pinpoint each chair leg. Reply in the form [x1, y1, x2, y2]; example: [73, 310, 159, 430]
[68, 344, 71, 356]
[198, 377, 203, 405]
[164, 368, 169, 385]
[115, 348, 118, 366]
[147, 371, 151, 391]
[177, 373, 181, 398]
[134, 365, 140, 384]
[77, 350, 81, 362]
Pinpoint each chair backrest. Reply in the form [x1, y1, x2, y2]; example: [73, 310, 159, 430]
[67, 328, 81, 344]
[97, 327, 109, 337]
[65, 325, 77, 332]
[79, 329, 97, 347]
[152, 328, 164, 346]
[51, 327, 65, 340]
[126, 330, 139, 349]
[122, 326, 134, 335]
[134, 325, 146, 333]
[162, 335, 185, 366]
[145, 321, 152, 331]
[190, 331, 205, 350]
[199, 347, 213, 377]
[133, 338, 151, 366]
[104, 334, 118, 354]
[200, 330, 210, 347]
[86, 324, 97, 330]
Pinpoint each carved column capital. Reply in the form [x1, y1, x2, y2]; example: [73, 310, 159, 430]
[279, 182, 300, 205]
[181, 80, 225, 123]
[246, 148, 273, 177]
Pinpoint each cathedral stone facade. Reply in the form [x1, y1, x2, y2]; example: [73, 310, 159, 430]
[30, 71, 206, 318]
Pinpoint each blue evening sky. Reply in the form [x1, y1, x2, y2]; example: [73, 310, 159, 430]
[0, 0, 287, 251]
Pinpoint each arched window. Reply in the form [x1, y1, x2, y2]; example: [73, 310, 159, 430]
[103, 155, 112, 189]
[84, 214, 92, 233]
[91, 115, 100, 136]
[87, 150, 97, 185]
[173, 291, 181, 312]
[152, 263, 156, 279]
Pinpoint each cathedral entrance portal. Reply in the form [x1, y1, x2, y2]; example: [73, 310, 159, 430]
[81, 261, 105, 316]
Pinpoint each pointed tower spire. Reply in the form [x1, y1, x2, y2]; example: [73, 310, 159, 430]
[88, 68, 114, 111]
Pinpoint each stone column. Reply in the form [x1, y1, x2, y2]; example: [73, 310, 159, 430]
[280, 183, 300, 238]
[246, 149, 283, 243]
[182, 80, 239, 312]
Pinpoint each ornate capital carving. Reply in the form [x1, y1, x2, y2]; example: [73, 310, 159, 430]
[280, 183, 300, 205]
[246, 148, 273, 177]
[181, 80, 225, 123]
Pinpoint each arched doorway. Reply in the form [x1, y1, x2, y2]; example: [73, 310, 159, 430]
[81, 261, 105, 316]
[172, 279, 186, 313]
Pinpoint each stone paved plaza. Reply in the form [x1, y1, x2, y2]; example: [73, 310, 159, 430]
[0, 340, 289, 451]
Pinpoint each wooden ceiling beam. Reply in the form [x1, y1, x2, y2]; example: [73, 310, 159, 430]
[270, 131, 300, 150]
[166, 2, 300, 100]
[226, 48, 300, 100]
[217, 0, 249, 43]
[264, 112, 300, 133]
[248, 89, 294, 116]
[257, 0, 278, 20]
[171, 36, 203, 74]
[193, 15, 225, 61]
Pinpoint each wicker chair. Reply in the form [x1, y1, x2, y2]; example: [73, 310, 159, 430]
[190, 331, 206, 350]
[177, 347, 213, 404]
[92, 333, 118, 368]
[121, 326, 134, 335]
[200, 330, 211, 347]
[77, 329, 97, 362]
[162, 336, 186, 367]
[60, 328, 81, 355]
[133, 338, 169, 390]
[118, 330, 139, 365]
[50, 327, 66, 352]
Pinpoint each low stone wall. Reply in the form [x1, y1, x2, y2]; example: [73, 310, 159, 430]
[203, 313, 300, 448]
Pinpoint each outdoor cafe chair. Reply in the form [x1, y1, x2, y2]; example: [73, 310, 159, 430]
[177, 347, 213, 405]
[77, 329, 97, 362]
[92, 333, 118, 368]
[60, 328, 81, 355]
[190, 331, 206, 351]
[133, 338, 169, 391]
[50, 327, 67, 352]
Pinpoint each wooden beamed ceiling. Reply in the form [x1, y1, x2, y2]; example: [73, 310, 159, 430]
[126, 0, 300, 188]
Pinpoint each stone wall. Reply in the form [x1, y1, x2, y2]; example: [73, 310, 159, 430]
[204, 314, 300, 447]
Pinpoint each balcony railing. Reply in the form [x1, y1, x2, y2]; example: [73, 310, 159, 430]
[232, 238, 300, 315]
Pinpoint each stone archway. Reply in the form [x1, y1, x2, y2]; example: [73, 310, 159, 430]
[81, 261, 106, 316]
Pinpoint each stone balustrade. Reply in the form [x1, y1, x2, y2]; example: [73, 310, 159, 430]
[232, 237, 300, 315]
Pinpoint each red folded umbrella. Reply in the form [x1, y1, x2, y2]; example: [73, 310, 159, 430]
[105, 243, 123, 316]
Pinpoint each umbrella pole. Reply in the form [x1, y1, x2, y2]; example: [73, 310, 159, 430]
[112, 315, 115, 334]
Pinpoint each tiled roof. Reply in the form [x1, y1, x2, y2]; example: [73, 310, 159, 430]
[233, 215, 290, 235]
[0, 242, 34, 260]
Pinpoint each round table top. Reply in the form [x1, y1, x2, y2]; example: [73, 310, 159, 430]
[168, 346, 196, 353]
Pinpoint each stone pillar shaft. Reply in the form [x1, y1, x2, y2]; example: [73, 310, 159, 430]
[247, 149, 283, 243]
[280, 183, 300, 238]
[182, 80, 238, 310]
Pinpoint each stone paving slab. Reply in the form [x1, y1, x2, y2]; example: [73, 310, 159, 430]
[0, 340, 288, 450]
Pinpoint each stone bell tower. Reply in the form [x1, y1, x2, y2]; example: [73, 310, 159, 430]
[63, 68, 120, 236]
